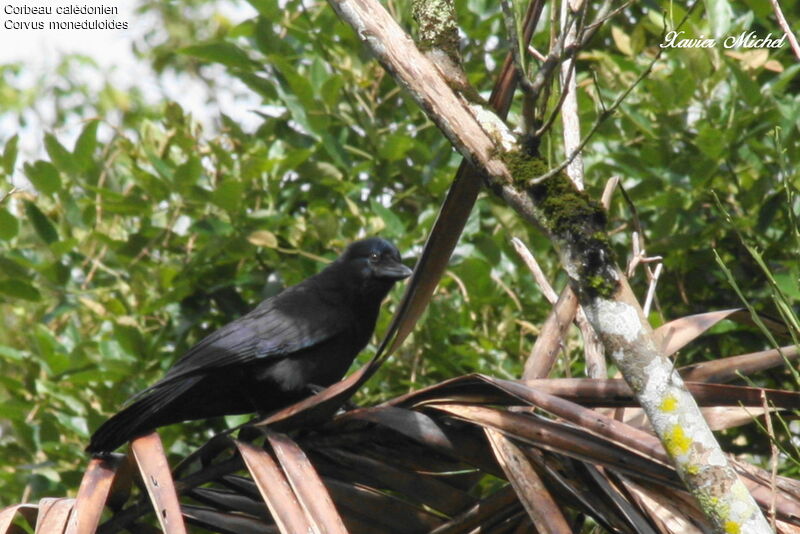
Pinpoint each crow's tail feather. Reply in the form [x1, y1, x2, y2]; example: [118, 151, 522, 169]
[86, 376, 200, 455]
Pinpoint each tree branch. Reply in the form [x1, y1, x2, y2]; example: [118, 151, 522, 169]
[325, 0, 773, 531]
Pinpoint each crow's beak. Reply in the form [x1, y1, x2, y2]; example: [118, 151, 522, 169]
[376, 259, 413, 281]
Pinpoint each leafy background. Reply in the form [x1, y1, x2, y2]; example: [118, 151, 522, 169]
[1, 0, 798, 505]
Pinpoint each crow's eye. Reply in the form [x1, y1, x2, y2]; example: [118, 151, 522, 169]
[369, 252, 380, 262]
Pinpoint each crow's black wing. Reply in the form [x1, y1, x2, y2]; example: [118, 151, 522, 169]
[157, 281, 351, 384]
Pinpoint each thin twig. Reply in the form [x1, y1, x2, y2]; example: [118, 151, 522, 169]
[761, 390, 778, 531]
[769, 0, 800, 60]
[0, 186, 17, 204]
[527, 45, 546, 62]
[529, 44, 664, 185]
[557, 0, 585, 188]
[527, 15, 579, 104]
[510, 237, 557, 303]
[533, 54, 577, 137]
[500, 0, 538, 95]
[600, 175, 619, 209]
[642, 262, 662, 317]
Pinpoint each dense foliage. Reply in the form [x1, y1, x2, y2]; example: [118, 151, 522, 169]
[0, 0, 798, 506]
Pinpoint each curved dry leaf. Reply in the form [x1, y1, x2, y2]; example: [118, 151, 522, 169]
[680, 345, 799, 383]
[34, 498, 74, 534]
[522, 450, 646, 533]
[130, 432, 187, 534]
[656, 308, 741, 357]
[777, 520, 800, 534]
[432, 403, 679, 488]
[65, 455, 124, 534]
[484, 428, 571, 533]
[519, 378, 800, 409]
[234, 440, 311, 534]
[581, 465, 661, 534]
[266, 432, 348, 534]
[0, 504, 38, 534]
[487, 377, 671, 467]
[622, 477, 705, 534]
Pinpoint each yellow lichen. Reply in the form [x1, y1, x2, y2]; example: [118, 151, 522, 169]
[665, 424, 692, 456]
[660, 395, 678, 412]
[724, 520, 741, 534]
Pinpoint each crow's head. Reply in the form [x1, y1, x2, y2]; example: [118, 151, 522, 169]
[341, 237, 412, 281]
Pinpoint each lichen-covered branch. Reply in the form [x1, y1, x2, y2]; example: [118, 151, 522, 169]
[410, 0, 462, 81]
[325, 0, 773, 531]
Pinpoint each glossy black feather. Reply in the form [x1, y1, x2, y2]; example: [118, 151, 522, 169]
[87, 237, 411, 454]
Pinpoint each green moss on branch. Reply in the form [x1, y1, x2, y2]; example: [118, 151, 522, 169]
[501, 150, 617, 298]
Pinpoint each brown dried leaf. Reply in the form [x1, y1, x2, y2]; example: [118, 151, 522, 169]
[622, 477, 705, 533]
[680, 345, 799, 383]
[34, 498, 74, 534]
[432, 403, 678, 488]
[130, 432, 187, 534]
[485, 428, 571, 533]
[0, 504, 38, 534]
[656, 309, 740, 357]
[520, 378, 800, 409]
[65, 454, 124, 534]
[266, 432, 348, 534]
[234, 440, 311, 534]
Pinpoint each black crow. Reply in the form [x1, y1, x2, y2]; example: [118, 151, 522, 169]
[87, 237, 411, 454]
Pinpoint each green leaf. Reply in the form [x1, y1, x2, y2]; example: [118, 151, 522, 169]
[370, 198, 405, 235]
[175, 156, 202, 190]
[248, 0, 280, 18]
[2, 134, 18, 174]
[74, 120, 99, 171]
[180, 42, 255, 70]
[44, 133, 77, 174]
[24, 161, 61, 196]
[378, 133, 415, 162]
[248, 229, 278, 248]
[24, 201, 59, 244]
[728, 60, 760, 106]
[0, 208, 18, 240]
[703, 0, 733, 38]
[212, 179, 245, 212]
[0, 345, 27, 361]
[0, 278, 42, 301]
